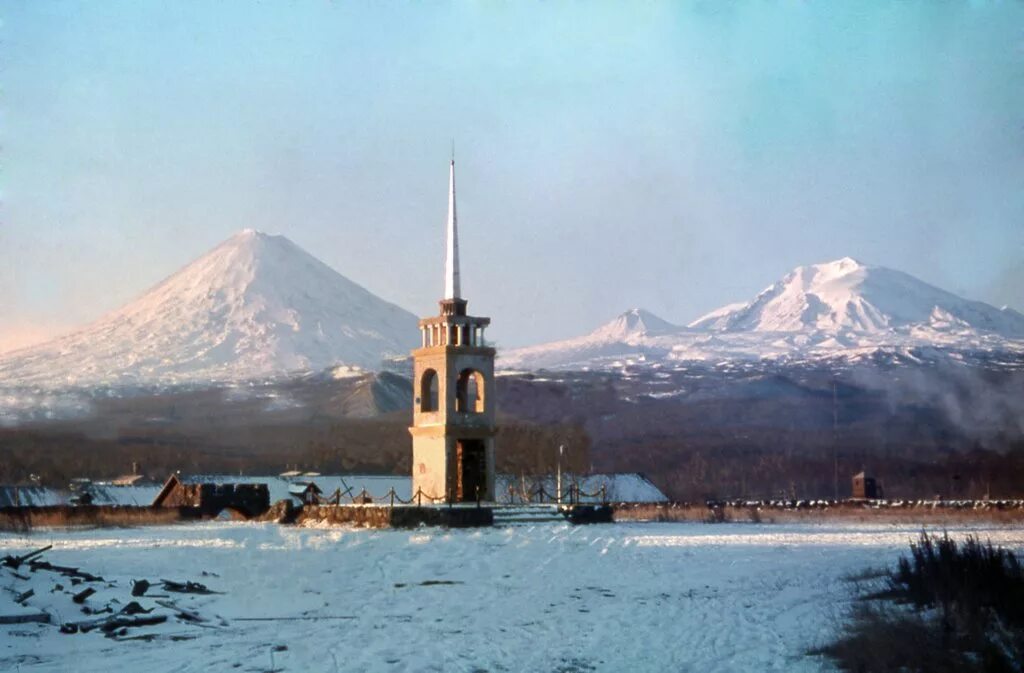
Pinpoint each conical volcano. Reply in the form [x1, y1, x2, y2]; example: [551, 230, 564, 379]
[0, 230, 418, 386]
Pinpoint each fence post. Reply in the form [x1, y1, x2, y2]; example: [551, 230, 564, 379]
[475, 485, 480, 509]
[417, 488, 422, 507]
[601, 484, 607, 504]
[390, 488, 395, 508]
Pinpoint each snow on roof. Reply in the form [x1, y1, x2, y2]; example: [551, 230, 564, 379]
[0, 486, 65, 508]
[0, 483, 164, 507]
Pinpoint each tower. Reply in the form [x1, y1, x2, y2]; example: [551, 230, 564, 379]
[409, 157, 497, 502]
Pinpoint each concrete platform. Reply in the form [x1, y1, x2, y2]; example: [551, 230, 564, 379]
[297, 504, 494, 528]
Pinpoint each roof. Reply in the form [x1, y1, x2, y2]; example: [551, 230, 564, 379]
[288, 482, 323, 496]
[152, 474, 182, 507]
[110, 474, 156, 486]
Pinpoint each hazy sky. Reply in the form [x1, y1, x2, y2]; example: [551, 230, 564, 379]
[3, 1, 1023, 349]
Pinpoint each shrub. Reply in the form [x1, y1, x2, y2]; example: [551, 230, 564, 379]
[820, 532, 1024, 673]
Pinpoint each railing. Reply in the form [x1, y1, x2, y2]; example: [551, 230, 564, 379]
[316, 486, 474, 509]
[503, 483, 608, 506]
[312, 482, 610, 508]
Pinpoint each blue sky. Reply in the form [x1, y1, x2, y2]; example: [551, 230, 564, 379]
[3, 1, 1023, 349]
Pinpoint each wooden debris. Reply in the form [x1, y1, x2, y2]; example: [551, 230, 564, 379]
[64, 614, 168, 635]
[29, 560, 103, 582]
[161, 579, 219, 594]
[119, 601, 153, 616]
[130, 579, 150, 596]
[72, 587, 96, 604]
[155, 599, 206, 623]
[81, 605, 112, 615]
[2, 545, 53, 569]
[0, 612, 50, 625]
[99, 614, 168, 634]
[15, 589, 34, 604]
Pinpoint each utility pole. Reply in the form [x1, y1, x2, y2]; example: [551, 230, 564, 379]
[833, 380, 839, 501]
[557, 444, 564, 505]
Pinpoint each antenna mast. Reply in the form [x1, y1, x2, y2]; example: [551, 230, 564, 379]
[833, 380, 839, 500]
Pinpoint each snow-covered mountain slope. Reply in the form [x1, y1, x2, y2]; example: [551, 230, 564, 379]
[689, 257, 1024, 336]
[502, 259, 1024, 371]
[500, 308, 687, 370]
[0, 230, 419, 387]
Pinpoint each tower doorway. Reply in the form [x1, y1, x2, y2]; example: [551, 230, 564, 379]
[456, 439, 486, 502]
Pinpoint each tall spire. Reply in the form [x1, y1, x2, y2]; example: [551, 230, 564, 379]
[444, 155, 461, 300]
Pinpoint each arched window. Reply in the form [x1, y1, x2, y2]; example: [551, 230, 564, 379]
[419, 369, 439, 412]
[456, 369, 485, 413]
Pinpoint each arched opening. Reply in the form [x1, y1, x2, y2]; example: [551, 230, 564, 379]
[419, 369, 439, 412]
[456, 369, 485, 413]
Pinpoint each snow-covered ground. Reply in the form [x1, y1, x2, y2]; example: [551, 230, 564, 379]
[3, 521, 1023, 672]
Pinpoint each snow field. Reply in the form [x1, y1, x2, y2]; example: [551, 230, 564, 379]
[2, 522, 1024, 672]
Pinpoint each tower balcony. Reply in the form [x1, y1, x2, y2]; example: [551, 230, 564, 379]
[417, 313, 492, 349]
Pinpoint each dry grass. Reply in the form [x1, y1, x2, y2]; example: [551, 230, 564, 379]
[818, 533, 1024, 673]
[612, 502, 1024, 525]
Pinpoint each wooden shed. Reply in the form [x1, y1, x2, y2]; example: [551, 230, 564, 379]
[153, 474, 270, 518]
[851, 471, 881, 499]
[287, 481, 323, 506]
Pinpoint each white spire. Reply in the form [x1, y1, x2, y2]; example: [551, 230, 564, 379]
[444, 156, 461, 300]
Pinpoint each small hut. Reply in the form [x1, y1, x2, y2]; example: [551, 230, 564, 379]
[288, 481, 323, 506]
[111, 462, 158, 486]
[851, 471, 881, 499]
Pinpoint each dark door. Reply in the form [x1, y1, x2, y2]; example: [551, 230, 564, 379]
[457, 440, 486, 502]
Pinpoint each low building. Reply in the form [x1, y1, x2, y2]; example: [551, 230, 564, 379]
[152, 474, 270, 518]
[852, 471, 881, 499]
[109, 462, 159, 487]
[288, 481, 323, 506]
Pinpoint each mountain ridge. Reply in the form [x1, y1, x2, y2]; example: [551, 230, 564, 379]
[501, 258, 1024, 370]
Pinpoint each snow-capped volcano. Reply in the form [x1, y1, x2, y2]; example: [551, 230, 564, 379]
[689, 257, 1024, 336]
[0, 230, 419, 387]
[588, 308, 682, 341]
[502, 258, 1024, 370]
[500, 308, 686, 370]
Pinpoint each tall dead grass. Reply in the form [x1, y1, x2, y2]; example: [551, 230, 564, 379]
[817, 532, 1024, 673]
[612, 502, 1024, 525]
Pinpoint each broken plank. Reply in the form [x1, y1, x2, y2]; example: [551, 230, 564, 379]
[72, 587, 96, 604]
[0, 612, 50, 625]
[155, 600, 206, 623]
[160, 579, 219, 594]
